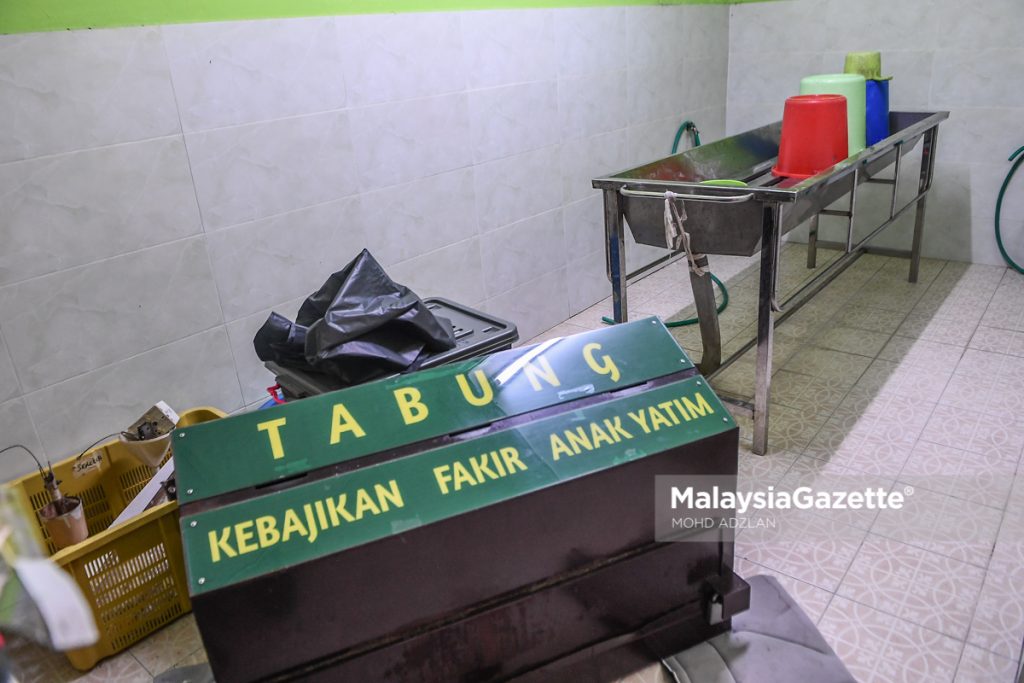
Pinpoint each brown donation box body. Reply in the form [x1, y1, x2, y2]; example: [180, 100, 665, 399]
[175, 319, 748, 682]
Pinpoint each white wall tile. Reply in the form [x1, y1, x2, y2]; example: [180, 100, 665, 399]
[468, 81, 559, 163]
[939, 108, 1023, 165]
[0, 238, 222, 392]
[0, 332, 19, 403]
[679, 4, 730, 65]
[567, 248, 612, 315]
[727, 50, 820, 108]
[971, 162, 1024, 222]
[0, 27, 179, 163]
[186, 111, 358, 230]
[163, 18, 346, 132]
[727, 0, 830, 55]
[884, 51, 934, 109]
[932, 0, 1024, 50]
[726, 101, 782, 137]
[206, 198, 363, 321]
[338, 12, 465, 107]
[931, 49, 1024, 109]
[821, 0, 940, 52]
[359, 169, 478, 267]
[335, 12, 464, 109]
[387, 238, 486, 306]
[480, 209, 565, 297]
[0, 137, 202, 286]
[25, 327, 243, 459]
[483, 268, 569, 341]
[226, 296, 305, 405]
[473, 145, 562, 233]
[350, 93, 472, 191]
[626, 6, 685, 68]
[563, 195, 606, 258]
[628, 61, 685, 125]
[559, 70, 628, 142]
[554, 7, 627, 78]
[461, 10, 557, 89]
[626, 115, 683, 168]
[0, 399, 46, 477]
[560, 128, 630, 204]
[683, 56, 729, 112]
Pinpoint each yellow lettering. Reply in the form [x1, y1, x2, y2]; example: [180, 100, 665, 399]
[256, 516, 280, 547]
[605, 416, 633, 441]
[673, 399, 693, 421]
[590, 422, 615, 448]
[394, 387, 429, 425]
[281, 508, 307, 542]
[583, 343, 621, 382]
[434, 465, 453, 494]
[355, 489, 381, 518]
[330, 403, 366, 444]
[453, 462, 476, 491]
[565, 426, 593, 454]
[628, 410, 651, 434]
[500, 447, 528, 473]
[524, 357, 561, 392]
[658, 401, 682, 425]
[235, 521, 259, 555]
[469, 454, 499, 482]
[257, 417, 288, 460]
[550, 434, 573, 461]
[649, 406, 673, 430]
[327, 494, 354, 524]
[456, 370, 494, 407]
[314, 500, 329, 530]
[375, 480, 404, 511]
[304, 504, 318, 543]
[682, 393, 715, 419]
[208, 528, 236, 563]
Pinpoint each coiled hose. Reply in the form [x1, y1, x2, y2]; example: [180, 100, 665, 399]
[602, 120, 729, 327]
[996, 145, 1024, 274]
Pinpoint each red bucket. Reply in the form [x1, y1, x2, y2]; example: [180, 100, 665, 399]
[772, 94, 849, 179]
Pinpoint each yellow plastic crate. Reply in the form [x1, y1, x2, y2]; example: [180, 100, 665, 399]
[6, 406, 226, 670]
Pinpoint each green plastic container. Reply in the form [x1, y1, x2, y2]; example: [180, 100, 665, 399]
[800, 73, 867, 156]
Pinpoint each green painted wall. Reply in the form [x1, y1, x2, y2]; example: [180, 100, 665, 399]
[0, 0, 769, 35]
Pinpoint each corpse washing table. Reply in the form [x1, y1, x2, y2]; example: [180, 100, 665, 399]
[174, 319, 748, 682]
[593, 110, 949, 455]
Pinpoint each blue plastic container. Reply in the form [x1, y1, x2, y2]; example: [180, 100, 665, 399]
[866, 80, 890, 146]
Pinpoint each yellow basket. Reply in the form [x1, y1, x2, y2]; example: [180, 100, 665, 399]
[6, 406, 226, 670]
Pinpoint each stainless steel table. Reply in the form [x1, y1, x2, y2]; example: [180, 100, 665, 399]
[593, 110, 949, 454]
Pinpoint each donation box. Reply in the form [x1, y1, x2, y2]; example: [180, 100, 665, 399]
[175, 318, 746, 682]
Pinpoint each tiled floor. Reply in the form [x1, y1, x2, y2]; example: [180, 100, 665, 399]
[9, 246, 1024, 682]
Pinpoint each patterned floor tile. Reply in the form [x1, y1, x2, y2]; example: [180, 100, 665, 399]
[128, 614, 202, 676]
[897, 440, 1014, 509]
[967, 551, 1024, 660]
[735, 508, 866, 591]
[819, 597, 962, 683]
[734, 557, 834, 623]
[954, 644, 1019, 683]
[811, 325, 892, 358]
[837, 535, 986, 639]
[871, 487, 1002, 567]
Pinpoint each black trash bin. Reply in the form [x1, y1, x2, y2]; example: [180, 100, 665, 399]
[267, 297, 518, 400]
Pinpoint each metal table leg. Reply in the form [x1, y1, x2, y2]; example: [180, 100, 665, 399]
[806, 214, 819, 269]
[909, 127, 938, 284]
[752, 205, 782, 455]
[688, 255, 721, 375]
[604, 189, 628, 322]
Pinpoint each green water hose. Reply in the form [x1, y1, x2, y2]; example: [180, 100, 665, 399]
[602, 120, 730, 327]
[996, 145, 1024, 274]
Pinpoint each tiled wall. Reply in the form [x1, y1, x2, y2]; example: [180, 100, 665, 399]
[0, 6, 729, 477]
[726, 0, 1024, 265]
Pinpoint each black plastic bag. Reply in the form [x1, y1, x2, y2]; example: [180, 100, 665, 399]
[254, 250, 456, 386]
